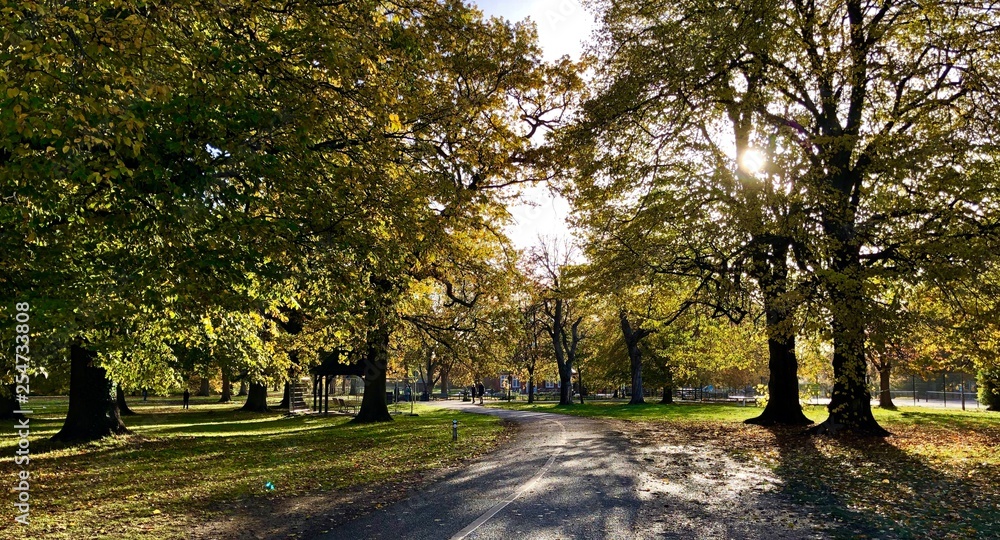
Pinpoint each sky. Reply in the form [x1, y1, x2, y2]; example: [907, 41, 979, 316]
[472, 0, 596, 252]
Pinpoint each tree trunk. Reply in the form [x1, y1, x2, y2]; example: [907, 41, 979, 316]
[353, 323, 393, 423]
[660, 364, 674, 404]
[1, 384, 26, 421]
[980, 369, 1000, 411]
[53, 344, 130, 443]
[116, 386, 137, 416]
[527, 372, 535, 404]
[878, 364, 895, 409]
[237, 379, 248, 396]
[809, 250, 888, 436]
[241, 382, 269, 412]
[558, 362, 573, 405]
[578, 367, 585, 404]
[197, 376, 211, 397]
[440, 371, 449, 399]
[620, 312, 648, 406]
[278, 382, 290, 408]
[745, 242, 812, 426]
[219, 368, 233, 403]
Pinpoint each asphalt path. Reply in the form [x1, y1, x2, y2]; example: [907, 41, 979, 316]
[318, 401, 647, 540]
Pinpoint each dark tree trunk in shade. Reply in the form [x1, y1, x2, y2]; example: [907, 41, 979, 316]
[1, 384, 26, 421]
[620, 311, 651, 406]
[219, 368, 233, 403]
[241, 382, 269, 412]
[237, 379, 248, 396]
[53, 344, 130, 443]
[745, 241, 812, 426]
[527, 373, 535, 404]
[352, 322, 393, 423]
[116, 386, 137, 416]
[278, 382, 290, 408]
[197, 376, 211, 397]
[660, 365, 674, 404]
[878, 364, 895, 409]
[809, 230, 888, 436]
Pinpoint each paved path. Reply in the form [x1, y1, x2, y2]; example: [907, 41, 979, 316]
[318, 402, 647, 540]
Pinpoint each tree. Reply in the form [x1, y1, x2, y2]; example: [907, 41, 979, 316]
[573, 0, 1000, 435]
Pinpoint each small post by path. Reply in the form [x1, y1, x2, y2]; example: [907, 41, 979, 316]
[452, 419, 458, 442]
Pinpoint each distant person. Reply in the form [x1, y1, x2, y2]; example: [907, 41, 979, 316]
[142, 389, 148, 401]
[476, 381, 485, 405]
[182, 388, 190, 409]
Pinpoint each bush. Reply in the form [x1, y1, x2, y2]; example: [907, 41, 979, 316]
[978, 369, 1000, 411]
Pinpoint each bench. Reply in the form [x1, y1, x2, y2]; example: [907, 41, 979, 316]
[336, 398, 357, 415]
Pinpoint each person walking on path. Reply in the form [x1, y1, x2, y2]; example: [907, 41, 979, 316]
[183, 388, 190, 409]
[476, 381, 485, 405]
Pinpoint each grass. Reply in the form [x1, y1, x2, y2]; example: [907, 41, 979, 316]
[1, 395, 504, 539]
[488, 400, 1000, 539]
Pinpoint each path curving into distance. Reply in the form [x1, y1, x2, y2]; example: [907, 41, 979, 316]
[318, 401, 646, 540]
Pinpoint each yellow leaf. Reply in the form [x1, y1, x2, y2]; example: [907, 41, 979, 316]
[6, 87, 18, 98]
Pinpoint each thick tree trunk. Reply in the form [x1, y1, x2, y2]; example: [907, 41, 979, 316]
[219, 368, 233, 403]
[527, 373, 535, 404]
[660, 386, 674, 404]
[745, 242, 812, 426]
[116, 386, 137, 416]
[878, 364, 895, 409]
[558, 362, 573, 405]
[197, 376, 211, 397]
[440, 370, 449, 399]
[1, 384, 26, 421]
[620, 312, 648, 406]
[980, 370, 1000, 411]
[353, 323, 393, 423]
[278, 382, 290, 408]
[241, 382, 269, 412]
[53, 344, 130, 443]
[810, 253, 888, 436]
[237, 379, 248, 396]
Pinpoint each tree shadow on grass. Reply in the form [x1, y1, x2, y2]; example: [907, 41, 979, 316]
[768, 427, 998, 540]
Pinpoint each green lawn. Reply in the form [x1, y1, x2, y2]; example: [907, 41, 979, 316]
[1, 396, 504, 539]
[488, 400, 1000, 539]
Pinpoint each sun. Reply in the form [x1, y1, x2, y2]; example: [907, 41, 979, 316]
[739, 149, 767, 174]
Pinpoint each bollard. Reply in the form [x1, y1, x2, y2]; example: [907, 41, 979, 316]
[452, 419, 458, 442]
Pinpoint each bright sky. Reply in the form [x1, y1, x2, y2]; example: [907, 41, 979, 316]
[472, 0, 596, 252]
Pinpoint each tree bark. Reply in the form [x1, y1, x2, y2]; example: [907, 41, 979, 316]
[527, 372, 535, 404]
[620, 311, 650, 406]
[980, 369, 1000, 411]
[197, 376, 211, 397]
[352, 322, 393, 423]
[237, 379, 248, 396]
[0, 384, 26, 421]
[809, 244, 888, 436]
[116, 386, 137, 416]
[53, 344, 130, 443]
[219, 367, 233, 403]
[241, 382, 269, 412]
[278, 381, 290, 408]
[660, 365, 674, 404]
[745, 241, 812, 426]
[878, 364, 895, 409]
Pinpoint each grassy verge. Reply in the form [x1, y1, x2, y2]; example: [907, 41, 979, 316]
[488, 400, 1000, 539]
[1, 396, 504, 539]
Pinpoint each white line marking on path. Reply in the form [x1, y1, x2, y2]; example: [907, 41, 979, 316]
[450, 417, 568, 540]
